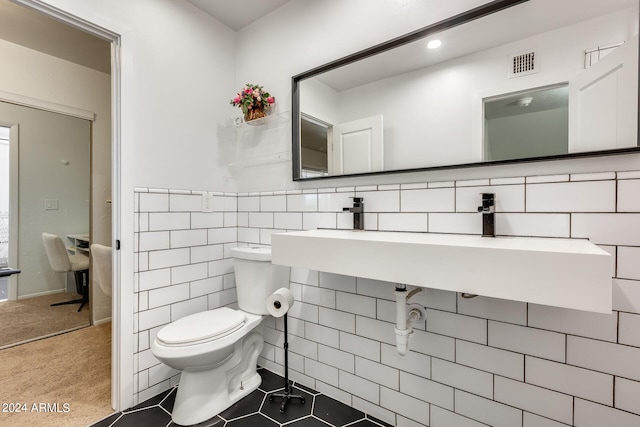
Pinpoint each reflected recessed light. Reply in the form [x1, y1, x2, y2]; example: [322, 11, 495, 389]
[427, 40, 442, 49]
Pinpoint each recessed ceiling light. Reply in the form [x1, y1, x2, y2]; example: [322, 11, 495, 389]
[427, 39, 442, 49]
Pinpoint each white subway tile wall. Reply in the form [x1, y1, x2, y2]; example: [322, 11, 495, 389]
[133, 173, 640, 426]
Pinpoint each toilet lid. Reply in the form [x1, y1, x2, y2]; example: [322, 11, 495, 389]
[156, 307, 247, 346]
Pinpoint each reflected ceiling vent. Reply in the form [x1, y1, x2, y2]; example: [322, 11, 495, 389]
[509, 50, 539, 78]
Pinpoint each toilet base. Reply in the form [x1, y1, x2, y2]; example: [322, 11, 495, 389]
[171, 331, 264, 426]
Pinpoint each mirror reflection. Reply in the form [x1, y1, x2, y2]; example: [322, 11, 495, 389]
[294, 0, 639, 180]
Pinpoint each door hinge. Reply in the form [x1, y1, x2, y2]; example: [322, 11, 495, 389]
[116, 240, 121, 250]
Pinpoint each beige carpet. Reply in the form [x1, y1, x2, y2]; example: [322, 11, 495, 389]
[0, 293, 90, 349]
[0, 322, 112, 427]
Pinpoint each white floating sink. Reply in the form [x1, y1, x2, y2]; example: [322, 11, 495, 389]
[271, 229, 612, 313]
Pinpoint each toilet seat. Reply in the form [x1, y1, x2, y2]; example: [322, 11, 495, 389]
[156, 307, 247, 346]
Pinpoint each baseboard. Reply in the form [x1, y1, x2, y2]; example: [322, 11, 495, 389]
[17, 288, 65, 300]
[93, 317, 112, 326]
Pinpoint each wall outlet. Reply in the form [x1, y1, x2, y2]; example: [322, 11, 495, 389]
[44, 199, 59, 210]
[202, 194, 214, 213]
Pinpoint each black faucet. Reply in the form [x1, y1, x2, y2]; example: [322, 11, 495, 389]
[477, 193, 495, 237]
[343, 197, 364, 230]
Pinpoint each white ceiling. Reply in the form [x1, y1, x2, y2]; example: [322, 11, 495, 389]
[185, 0, 291, 31]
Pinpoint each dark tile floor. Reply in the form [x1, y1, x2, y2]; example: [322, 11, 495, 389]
[90, 368, 393, 427]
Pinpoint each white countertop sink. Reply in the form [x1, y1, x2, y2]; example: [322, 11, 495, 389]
[271, 229, 612, 313]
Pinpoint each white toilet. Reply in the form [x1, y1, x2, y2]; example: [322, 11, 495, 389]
[151, 246, 290, 426]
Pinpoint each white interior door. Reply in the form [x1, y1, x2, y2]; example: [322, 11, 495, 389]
[329, 114, 383, 175]
[568, 34, 638, 153]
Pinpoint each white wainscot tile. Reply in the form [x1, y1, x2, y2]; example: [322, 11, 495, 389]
[613, 279, 640, 314]
[457, 295, 527, 325]
[380, 387, 429, 425]
[260, 194, 286, 212]
[615, 378, 640, 415]
[411, 288, 457, 312]
[496, 213, 570, 237]
[455, 390, 522, 427]
[320, 272, 356, 293]
[527, 181, 615, 212]
[139, 193, 169, 212]
[339, 371, 379, 404]
[237, 227, 259, 244]
[427, 310, 487, 344]
[237, 212, 248, 228]
[410, 329, 455, 361]
[138, 306, 171, 331]
[207, 228, 237, 244]
[148, 212, 190, 231]
[238, 196, 259, 212]
[456, 339, 524, 381]
[148, 364, 179, 388]
[274, 212, 303, 230]
[305, 359, 339, 387]
[429, 213, 478, 234]
[288, 301, 318, 323]
[315, 382, 351, 408]
[352, 396, 396, 427]
[305, 323, 339, 348]
[169, 194, 200, 212]
[572, 214, 640, 246]
[570, 172, 616, 182]
[248, 212, 273, 228]
[526, 356, 613, 406]
[138, 348, 160, 371]
[302, 212, 336, 230]
[431, 406, 488, 427]
[618, 179, 640, 212]
[287, 193, 317, 211]
[618, 171, 640, 179]
[432, 358, 492, 399]
[191, 212, 223, 229]
[567, 335, 640, 381]
[170, 229, 207, 248]
[319, 307, 355, 334]
[356, 357, 399, 390]
[337, 292, 376, 318]
[357, 190, 399, 213]
[291, 268, 318, 286]
[378, 213, 428, 232]
[528, 303, 617, 342]
[619, 312, 640, 347]
[339, 331, 380, 362]
[376, 299, 403, 325]
[212, 195, 237, 212]
[139, 269, 171, 292]
[400, 371, 453, 410]
[139, 231, 170, 252]
[190, 276, 224, 298]
[355, 278, 395, 300]
[355, 317, 394, 345]
[207, 288, 237, 309]
[138, 213, 149, 233]
[526, 174, 569, 184]
[172, 263, 208, 285]
[170, 296, 207, 321]
[456, 185, 524, 213]
[490, 176, 525, 186]
[318, 344, 354, 373]
[380, 343, 431, 379]
[575, 398, 640, 427]
[191, 244, 224, 264]
[208, 258, 233, 277]
[400, 188, 454, 212]
[302, 285, 335, 308]
[618, 246, 640, 280]
[495, 376, 572, 425]
[148, 248, 190, 270]
[318, 192, 353, 212]
[522, 413, 569, 427]
[488, 321, 565, 362]
[223, 212, 237, 227]
[148, 283, 190, 309]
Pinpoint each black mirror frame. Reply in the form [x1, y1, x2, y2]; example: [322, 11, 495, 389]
[292, 0, 640, 181]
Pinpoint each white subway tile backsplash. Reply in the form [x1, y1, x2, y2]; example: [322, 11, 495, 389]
[238, 196, 259, 212]
[496, 213, 570, 237]
[274, 212, 303, 230]
[318, 192, 353, 212]
[149, 212, 190, 231]
[619, 312, 640, 347]
[495, 377, 573, 425]
[572, 213, 640, 246]
[457, 179, 490, 187]
[320, 272, 357, 293]
[339, 331, 380, 362]
[410, 329, 456, 361]
[570, 172, 616, 182]
[430, 406, 488, 427]
[138, 306, 171, 331]
[148, 248, 190, 270]
[305, 322, 339, 348]
[169, 194, 201, 212]
[337, 292, 376, 318]
[318, 344, 354, 374]
[139, 193, 169, 212]
[380, 387, 429, 425]
[431, 358, 493, 399]
[457, 295, 527, 325]
[574, 398, 640, 427]
[170, 296, 207, 321]
[456, 340, 524, 381]
[528, 303, 617, 341]
[304, 359, 339, 387]
[287, 193, 317, 211]
[356, 190, 400, 212]
[401, 188, 455, 212]
[139, 231, 170, 252]
[527, 181, 615, 212]
[191, 212, 224, 229]
[378, 213, 428, 232]
[302, 285, 336, 309]
[380, 343, 431, 379]
[189, 276, 224, 298]
[237, 227, 260, 243]
[352, 396, 396, 427]
[429, 213, 478, 234]
[488, 321, 565, 362]
[356, 357, 399, 390]
[456, 185, 524, 212]
[170, 229, 207, 248]
[525, 356, 613, 406]
[207, 228, 237, 244]
[302, 212, 336, 230]
[613, 278, 640, 314]
[401, 371, 454, 410]
[138, 268, 171, 292]
[522, 413, 569, 427]
[339, 371, 380, 404]
[618, 179, 640, 212]
[615, 378, 640, 415]
[526, 174, 569, 184]
[172, 263, 208, 285]
[356, 317, 395, 346]
[212, 195, 237, 212]
[319, 307, 355, 334]
[427, 310, 487, 344]
[191, 244, 224, 264]
[288, 301, 318, 323]
[567, 335, 640, 381]
[455, 390, 522, 427]
[618, 246, 640, 280]
[148, 283, 190, 309]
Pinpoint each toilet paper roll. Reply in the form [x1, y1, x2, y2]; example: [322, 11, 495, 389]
[266, 287, 295, 318]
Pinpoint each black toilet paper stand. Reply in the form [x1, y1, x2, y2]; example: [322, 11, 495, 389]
[267, 303, 305, 413]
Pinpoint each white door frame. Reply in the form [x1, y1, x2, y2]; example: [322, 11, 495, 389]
[13, 0, 133, 412]
[0, 122, 20, 301]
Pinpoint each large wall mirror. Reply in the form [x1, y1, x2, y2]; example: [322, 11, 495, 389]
[292, 0, 640, 180]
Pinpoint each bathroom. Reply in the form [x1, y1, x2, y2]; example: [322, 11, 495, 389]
[4, 0, 640, 426]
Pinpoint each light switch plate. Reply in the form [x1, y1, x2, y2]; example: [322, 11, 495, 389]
[202, 194, 214, 212]
[45, 199, 59, 210]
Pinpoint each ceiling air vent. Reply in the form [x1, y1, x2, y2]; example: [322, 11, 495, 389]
[509, 50, 539, 78]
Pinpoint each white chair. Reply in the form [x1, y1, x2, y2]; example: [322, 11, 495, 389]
[42, 232, 89, 311]
[90, 244, 112, 297]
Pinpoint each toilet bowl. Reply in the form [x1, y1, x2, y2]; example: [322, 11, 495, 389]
[150, 246, 289, 426]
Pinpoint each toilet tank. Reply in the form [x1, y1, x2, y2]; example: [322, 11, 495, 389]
[231, 246, 290, 315]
